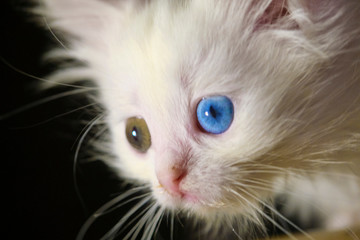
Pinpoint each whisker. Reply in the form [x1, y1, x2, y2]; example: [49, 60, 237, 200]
[240, 178, 278, 187]
[228, 188, 302, 240]
[73, 114, 105, 215]
[0, 88, 93, 120]
[346, 228, 360, 240]
[232, 169, 290, 175]
[241, 162, 360, 180]
[1, 56, 96, 89]
[75, 186, 148, 240]
[240, 187, 315, 240]
[231, 180, 275, 193]
[9, 102, 98, 129]
[153, 207, 166, 240]
[175, 212, 184, 228]
[117, 201, 155, 238]
[170, 211, 174, 240]
[233, 178, 335, 226]
[101, 192, 151, 216]
[240, 177, 360, 240]
[122, 202, 157, 240]
[76, 187, 150, 240]
[239, 163, 300, 177]
[97, 186, 150, 217]
[299, 170, 360, 180]
[100, 195, 153, 240]
[87, 125, 109, 145]
[143, 206, 164, 240]
[71, 112, 106, 150]
[43, 16, 69, 50]
[144, 207, 164, 240]
[231, 226, 244, 240]
[236, 179, 315, 201]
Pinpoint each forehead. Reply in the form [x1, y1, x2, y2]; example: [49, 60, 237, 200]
[101, 0, 259, 127]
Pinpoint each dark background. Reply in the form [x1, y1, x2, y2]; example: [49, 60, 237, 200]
[1, 1, 128, 239]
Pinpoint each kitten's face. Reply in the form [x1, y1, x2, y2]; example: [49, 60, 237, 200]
[96, 1, 308, 217]
[104, 28, 252, 215]
[39, 0, 360, 221]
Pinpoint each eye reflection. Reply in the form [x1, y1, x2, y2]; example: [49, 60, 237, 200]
[132, 129, 137, 138]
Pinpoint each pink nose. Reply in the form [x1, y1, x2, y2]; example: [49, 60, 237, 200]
[156, 165, 186, 197]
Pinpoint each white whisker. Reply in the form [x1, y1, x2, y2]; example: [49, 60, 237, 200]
[170, 211, 174, 240]
[141, 206, 164, 240]
[0, 88, 92, 120]
[102, 192, 151, 216]
[240, 187, 315, 240]
[153, 207, 166, 240]
[229, 188, 305, 240]
[43, 16, 69, 50]
[118, 201, 155, 238]
[73, 114, 105, 215]
[10, 102, 99, 129]
[71, 113, 106, 150]
[96, 186, 150, 217]
[75, 186, 149, 240]
[100, 195, 153, 240]
[231, 180, 275, 193]
[1, 57, 95, 89]
[231, 226, 244, 240]
[87, 125, 109, 145]
[346, 228, 360, 240]
[123, 202, 157, 240]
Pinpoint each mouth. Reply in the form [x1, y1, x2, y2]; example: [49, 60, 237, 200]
[153, 182, 237, 220]
[156, 183, 200, 204]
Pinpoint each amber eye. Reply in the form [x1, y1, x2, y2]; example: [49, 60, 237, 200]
[125, 117, 151, 153]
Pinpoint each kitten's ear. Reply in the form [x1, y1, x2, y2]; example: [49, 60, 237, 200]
[35, 0, 135, 43]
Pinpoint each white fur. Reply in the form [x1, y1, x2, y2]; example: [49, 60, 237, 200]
[35, 0, 360, 238]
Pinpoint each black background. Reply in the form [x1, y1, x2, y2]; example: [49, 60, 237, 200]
[1, 1, 127, 239]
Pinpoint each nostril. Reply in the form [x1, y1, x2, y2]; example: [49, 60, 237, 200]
[156, 166, 187, 197]
[172, 171, 186, 187]
[172, 165, 186, 181]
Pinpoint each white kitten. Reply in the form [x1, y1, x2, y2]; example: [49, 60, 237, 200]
[34, 0, 360, 239]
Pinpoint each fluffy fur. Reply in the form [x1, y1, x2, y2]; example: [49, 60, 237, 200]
[34, 0, 360, 239]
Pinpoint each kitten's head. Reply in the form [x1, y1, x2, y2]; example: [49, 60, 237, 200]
[38, 0, 360, 223]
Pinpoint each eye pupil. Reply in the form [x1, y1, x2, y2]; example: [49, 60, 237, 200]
[196, 96, 234, 134]
[209, 106, 217, 118]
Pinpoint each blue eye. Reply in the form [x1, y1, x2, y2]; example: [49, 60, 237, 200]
[196, 96, 234, 134]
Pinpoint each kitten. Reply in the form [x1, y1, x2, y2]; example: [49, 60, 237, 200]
[34, 0, 360, 239]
